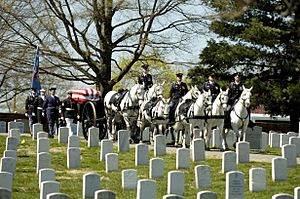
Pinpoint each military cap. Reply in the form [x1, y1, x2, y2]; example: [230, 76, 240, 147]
[208, 73, 216, 78]
[176, 72, 183, 77]
[234, 72, 242, 77]
[30, 87, 37, 91]
[49, 87, 56, 91]
[40, 88, 46, 92]
[141, 64, 149, 69]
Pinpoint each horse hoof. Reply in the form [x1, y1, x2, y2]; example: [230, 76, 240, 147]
[174, 143, 178, 147]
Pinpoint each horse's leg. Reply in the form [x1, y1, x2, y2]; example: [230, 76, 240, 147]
[218, 122, 226, 151]
[204, 125, 212, 151]
[183, 123, 191, 148]
[139, 121, 145, 143]
[222, 128, 229, 150]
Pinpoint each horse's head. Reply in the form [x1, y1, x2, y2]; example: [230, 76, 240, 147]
[162, 98, 170, 119]
[203, 89, 213, 112]
[130, 84, 145, 106]
[218, 88, 229, 110]
[240, 86, 252, 108]
[152, 97, 170, 119]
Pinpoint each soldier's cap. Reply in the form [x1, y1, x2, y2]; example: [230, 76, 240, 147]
[141, 64, 149, 69]
[49, 87, 56, 91]
[176, 72, 183, 77]
[67, 90, 72, 95]
[40, 88, 46, 92]
[208, 73, 216, 78]
[30, 87, 37, 91]
[234, 72, 242, 77]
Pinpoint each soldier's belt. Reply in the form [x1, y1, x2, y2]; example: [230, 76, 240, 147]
[47, 107, 56, 109]
[37, 107, 43, 110]
[65, 108, 74, 111]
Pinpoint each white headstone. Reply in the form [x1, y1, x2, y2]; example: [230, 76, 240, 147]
[9, 129, 20, 141]
[76, 121, 83, 137]
[100, 139, 113, 161]
[287, 131, 298, 137]
[83, 173, 101, 198]
[282, 144, 297, 168]
[226, 130, 236, 147]
[5, 137, 18, 151]
[226, 171, 244, 199]
[8, 121, 19, 134]
[142, 127, 150, 142]
[176, 148, 190, 169]
[136, 179, 156, 199]
[105, 153, 118, 173]
[272, 157, 287, 181]
[261, 132, 268, 151]
[236, 141, 249, 164]
[280, 134, 289, 147]
[68, 135, 80, 148]
[118, 130, 130, 152]
[16, 121, 24, 134]
[245, 126, 262, 149]
[193, 128, 201, 139]
[0, 187, 11, 199]
[40, 181, 60, 199]
[46, 192, 70, 199]
[122, 169, 137, 190]
[0, 172, 13, 191]
[37, 138, 50, 154]
[167, 171, 184, 196]
[222, 151, 237, 174]
[39, 168, 55, 189]
[135, 144, 149, 166]
[58, 127, 69, 144]
[94, 190, 116, 199]
[154, 135, 166, 157]
[249, 168, 266, 192]
[37, 152, 51, 174]
[162, 194, 184, 199]
[289, 136, 300, 155]
[270, 133, 280, 148]
[149, 158, 164, 179]
[0, 121, 6, 133]
[70, 123, 77, 136]
[271, 193, 294, 199]
[211, 129, 221, 148]
[37, 132, 49, 139]
[33, 123, 43, 140]
[3, 150, 16, 159]
[192, 138, 205, 162]
[0, 157, 16, 174]
[165, 128, 174, 144]
[88, 127, 99, 147]
[195, 165, 211, 189]
[197, 191, 217, 199]
[294, 186, 300, 199]
[67, 147, 80, 168]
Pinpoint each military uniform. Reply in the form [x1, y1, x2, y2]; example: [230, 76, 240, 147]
[61, 96, 78, 136]
[35, 93, 48, 132]
[138, 73, 153, 90]
[25, 93, 37, 133]
[43, 94, 60, 138]
[203, 81, 220, 102]
[169, 81, 188, 122]
[228, 81, 244, 107]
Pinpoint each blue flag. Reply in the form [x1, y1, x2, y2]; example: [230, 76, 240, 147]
[31, 46, 41, 96]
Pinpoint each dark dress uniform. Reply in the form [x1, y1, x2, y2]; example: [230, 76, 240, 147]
[168, 81, 188, 122]
[228, 82, 244, 107]
[61, 98, 78, 120]
[25, 94, 37, 132]
[43, 95, 60, 137]
[35, 95, 48, 132]
[203, 81, 220, 102]
[138, 73, 153, 90]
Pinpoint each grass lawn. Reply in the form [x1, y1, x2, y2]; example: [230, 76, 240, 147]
[0, 135, 299, 199]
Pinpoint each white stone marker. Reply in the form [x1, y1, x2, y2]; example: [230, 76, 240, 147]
[5, 137, 18, 151]
[271, 193, 294, 199]
[37, 152, 51, 174]
[0, 187, 11, 199]
[58, 127, 69, 144]
[94, 190, 116, 199]
[83, 173, 101, 198]
[222, 151, 237, 174]
[46, 192, 70, 199]
[16, 121, 25, 134]
[197, 191, 217, 199]
[176, 148, 190, 169]
[37, 138, 50, 154]
[289, 136, 300, 155]
[105, 153, 118, 172]
[192, 138, 205, 162]
[280, 134, 290, 147]
[0, 172, 13, 191]
[37, 132, 49, 139]
[226, 130, 236, 147]
[122, 169, 137, 190]
[9, 129, 20, 140]
[100, 139, 113, 161]
[294, 186, 300, 199]
[236, 141, 249, 164]
[226, 171, 244, 199]
[270, 133, 280, 148]
[249, 168, 266, 192]
[0, 121, 6, 133]
[67, 147, 80, 168]
[142, 127, 150, 142]
[282, 144, 297, 168]
[287, 131, 298, 137]
[272, 157, 287, 181]
[76, 121, 83, 137]
[135, 144, 149, 166]
[3, 150, 16, 159]
[118, 130, 130, 152]
[0, 157, 16, 174]
[39, 168, 55, 189]
[136, 179, 156, 199]
[8, 121, 19, 134]
[195, 165, 211, 189]
[245, 126, 262, 149]
[167, 171, 184, 196]
[88, 127, 99, 147]
[162, 194, 184, 199]
[150, 158, 164, 179]
[211, 129, 221, 148]
[261, 132, 268, 151]
[154, 135, 166, 157]
[193, 128, 201, 139]
[68, 135, 80, 148]
[40, 181, 60, 199]
[33, 123, 43, 140]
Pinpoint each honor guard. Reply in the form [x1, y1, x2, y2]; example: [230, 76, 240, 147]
[35, 88, 48, 132]
[168, 72, 188, 123]
[202, 73, 220, 102]
[138, 64, 153, 90]
[25, 87, 37, 134]
[43, 87, 60, 138]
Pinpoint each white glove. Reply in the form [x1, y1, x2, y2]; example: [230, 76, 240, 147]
[61, 117, 64, 120]
[32, 112, 36, 116]
[25, 113, 28, 117]
[42, 112, 45, 117]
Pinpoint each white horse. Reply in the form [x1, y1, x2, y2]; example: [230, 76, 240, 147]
[104, 84, 145, 142]
[204, 89, 229, 151]
[223, 86, 252, 148]
[145, 83, 165, 100]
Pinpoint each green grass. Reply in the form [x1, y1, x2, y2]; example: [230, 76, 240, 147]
[1, 135, 299, 199]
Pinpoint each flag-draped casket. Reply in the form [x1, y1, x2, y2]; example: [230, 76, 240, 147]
[71, 88, 101, 103]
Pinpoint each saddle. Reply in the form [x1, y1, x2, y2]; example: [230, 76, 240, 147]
[109, 89, 127, 110]
[178, 99, 194, 117]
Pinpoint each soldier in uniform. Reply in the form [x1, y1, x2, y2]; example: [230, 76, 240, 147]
[25, 87, 37, 134]
[138, 64, 153, 90]
[43, 87, 60, 138]
[35, 88, 48, 132]
[60, 90, 79, 136]
[202, 73, 220, 102]
[168, 72, 188, 123]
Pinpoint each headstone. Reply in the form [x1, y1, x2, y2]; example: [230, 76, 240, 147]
[37, 138, 50, 153]
[167, 171, 184, 196]
[68, 135, 80, 148]
[226, 171, 244, 199]
[70, 123, 77, 136]
[165, 128, 174, 144]
[193, 128, 201, 139]
[33, 123, 43, 140]
[9, 129, 20, 141]
[226, 130, 236, 147]
[0, 172, 13, 191]
[192, 138, 205, 162]
[197, 191, 217, 199]
[154, 135, 166, 157]
[67, 147, 80, 168]
[38, 132, 49, 139]
[0, 157, 16, 174]
[88, 127, 99, 147]
[5, 137, 18, 151]
[289, 136, 300, 155]
[195, 165, 211, 189]
[210, 129, 221, 148]
[122, 169, 137, 190]
[245, 126, 262, 149]
[40, 181, 60, 199]
[142, 127, 150, 142]
[136, 179, 156, 199]
[249, 168, 266, 192]
[236, 141, 249, 164]
[294, 186, 300, 199]
[39, 168, 55, 189]
[282, 144, 297, 168]
[16, 121, 24, 134]
[37, 152, 51, 174]
[0, 121, 6, 133]
[83, 173, 101, 198]
[0, 187, 11, 199]
[135, 144, 149, 166]
[287, 131, 298, 137]
[118, 130, 130, 152]
[94, 190, 116, 199]
[149, 158, 164, 179]
[58, 127, 69, 144]
[270, 133, 280, 148]
[46, 192, 70, 199]
[100, 139, 113, 161]
[176, 148, 190, 169]
[162, 194, 184, 199]
[7, 121, 19, 134]
[222, 151, 236, 174]
[280, 134, 289, 147]
[76, 121, 83, 137]
[272, 157, 287, 181]
[271, 193, 294, 199]
[261, 132, 268, 151]
[3, 150, 16, 159]
[105, 153, 118, 172]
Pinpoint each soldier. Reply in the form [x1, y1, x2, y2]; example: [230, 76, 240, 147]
[202, 73, 220, 102]
[35, 88, 48, 132]
[138, 64, 153, 90]
[43, 87, 60, 138]
[168, 72, 188, 123]
[60, 90, 79, 136]
[25, 87, 37, 134]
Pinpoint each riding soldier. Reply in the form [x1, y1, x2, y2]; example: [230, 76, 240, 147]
[138, 64, 153, 90]
[25, 87, 38, 134]
[202, 73, 220, 102]
[35, 88, 48, 132]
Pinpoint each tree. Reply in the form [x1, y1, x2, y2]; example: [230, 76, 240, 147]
[188, 0, 300, 131]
